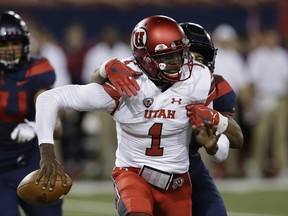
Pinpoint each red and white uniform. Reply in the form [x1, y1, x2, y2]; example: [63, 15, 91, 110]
[36, 56, 212, 216]
[36, 57, 211, 174]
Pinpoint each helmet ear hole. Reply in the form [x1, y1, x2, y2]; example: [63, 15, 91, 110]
[0, 10, 30, 70]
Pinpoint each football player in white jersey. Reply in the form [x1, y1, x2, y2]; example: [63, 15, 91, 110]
[34, 15, 225, 216]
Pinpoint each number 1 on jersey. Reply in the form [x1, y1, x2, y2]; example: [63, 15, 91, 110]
[146, 123, 164, 156]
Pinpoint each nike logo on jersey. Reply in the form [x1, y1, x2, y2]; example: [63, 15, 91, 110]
[144, 109, 176, 119]
[16, 80, 29, 86]
[111, 66, 128, 75]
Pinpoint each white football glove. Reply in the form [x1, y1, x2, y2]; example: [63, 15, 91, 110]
[11, 119, 37, 143]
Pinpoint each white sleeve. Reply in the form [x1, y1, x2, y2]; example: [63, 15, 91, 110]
[36, 83, 115, 145]
[210, 134, 230, 162]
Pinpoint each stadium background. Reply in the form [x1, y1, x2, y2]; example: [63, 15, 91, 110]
[1, 1, 288, 215]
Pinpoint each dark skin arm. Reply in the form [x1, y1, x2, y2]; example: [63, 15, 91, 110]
[35, 143, 67, 190]
[34, 62, 140, 190]
[34, 90, 65, 190]
[186, 103, 244, 150]
[193, 122, 220, 155]
[221, 113, 243, 149]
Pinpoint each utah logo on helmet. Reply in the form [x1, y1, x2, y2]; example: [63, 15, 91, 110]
[131, 15, 193, 83]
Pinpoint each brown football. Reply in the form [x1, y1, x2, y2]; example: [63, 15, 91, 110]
[17, 169, 73, 206]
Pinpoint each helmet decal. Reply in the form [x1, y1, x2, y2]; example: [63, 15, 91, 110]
[133, 28, 147, 49]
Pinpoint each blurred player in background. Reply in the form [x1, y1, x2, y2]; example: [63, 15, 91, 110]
[0, 11, 63, 215]
[34, 15, 229, 216]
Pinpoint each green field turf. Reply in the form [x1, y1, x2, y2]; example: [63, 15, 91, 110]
[62, 178, 288, 216]
[62, 191, 288, 216]
[20, 179, 288, 216]
[222, 191, 288, 216]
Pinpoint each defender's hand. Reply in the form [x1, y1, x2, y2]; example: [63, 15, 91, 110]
[101, 59, 142, 97]
[193, 122, 220, 155]
[187, 104, 229, 133]
[11, 119, 36, 143]
[187, 104, 220, 127]
[36, 144, 67, 191]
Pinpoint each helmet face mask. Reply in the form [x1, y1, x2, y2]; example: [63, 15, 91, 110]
[180, 22, 217, 72]
[0, 11, 30, 71]
[153, 48, 189, 82]
[0, 39, 23, 68]
[131, 15, 193, 83]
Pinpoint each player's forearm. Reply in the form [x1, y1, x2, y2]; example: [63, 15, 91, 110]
[36, 85, 86, 144]
[36, 84, 115, 144]
[224, 117, 243, 149]
[40, 143, 56, 158]
[53, 117, 63, 140]
[36, 90, 61, 145]
[35, 89, 62, 141]
[90, 69, 106, 84]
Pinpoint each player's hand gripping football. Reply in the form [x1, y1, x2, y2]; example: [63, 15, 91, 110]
[193, 122, 220, 155]
[35, 144, 68, 191]
[102, 58, 143, 97]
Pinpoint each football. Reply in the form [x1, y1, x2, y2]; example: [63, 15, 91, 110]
[17, 169, 73, 206]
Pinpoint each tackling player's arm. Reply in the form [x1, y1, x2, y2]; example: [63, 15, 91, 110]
[187, 104, 243, 145]
[192, 119, 231, 162]
[210, 75, 244, 149]
[187, 100, 243, 162]
[220, 113, 243, 149]
[193, 122, 220, 155]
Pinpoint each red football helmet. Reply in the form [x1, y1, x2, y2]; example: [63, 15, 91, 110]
[131, 15, 192, 83]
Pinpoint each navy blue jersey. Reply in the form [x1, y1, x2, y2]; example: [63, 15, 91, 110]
[0, 56, 55, 156]
[189, 74, 236, 216]
[189, 74, 236, 155]
[0, 56, 62, 215]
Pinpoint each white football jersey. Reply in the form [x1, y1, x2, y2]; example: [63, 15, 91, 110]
[36, 56, 212, 174]
[112, 57, 212, 173]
